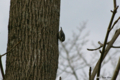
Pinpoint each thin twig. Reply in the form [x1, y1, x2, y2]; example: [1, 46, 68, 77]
[0, 40, 21, 57]
[111, 45, 120, 48]
[59, 77, 61, 80]
[110, 17, 120, 31]
[87, 41, 103, 51]
[111, 6, 119, 13]
[89, 67, 91, 80]
[87, 41, 120, 51]
[61, 42, 79, 80]
[87, 46, 102, 51]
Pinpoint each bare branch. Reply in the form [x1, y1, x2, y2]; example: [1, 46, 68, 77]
[89, 67, 91, 80]
[57, 23, 89, 79]
[87, 46, 102, 51]
[111, 6, 119, 13]
[87, 40, 120, 51]
[0, 57, 4, 79]
[1, 40, 21, 57]
[111, 58, 120, 80]
[59, 77, 61, 80]
[111, 45, 120, 48]
[97, 1, 119, 79]
[110, 17, 120, 31]
[91, 28, 120, 80]
[113, 0, 117, 9]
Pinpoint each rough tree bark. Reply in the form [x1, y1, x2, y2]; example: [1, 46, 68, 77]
[4, 0, 60, 80]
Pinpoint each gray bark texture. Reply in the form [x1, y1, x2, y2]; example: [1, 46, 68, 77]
[4, 0, 60, 80]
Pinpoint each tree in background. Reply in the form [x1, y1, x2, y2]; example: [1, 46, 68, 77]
[4, 0, 60, 80]
[57, 0, 120, 79]
[57, 22, 91, 80]
[89, 0, 120, 80]
[0, 0, 119, 80]
[57, 22, 120, 80]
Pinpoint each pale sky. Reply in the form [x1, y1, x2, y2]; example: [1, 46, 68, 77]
[0, 0, 120, 80]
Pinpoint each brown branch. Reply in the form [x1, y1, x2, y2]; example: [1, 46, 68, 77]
[59, 77, 61, 80]
[113, 0, 117, 9]
[87, 46, 102, 51]
[110, 17, 120, 31]
[111, 58, 120, 80]
[87, 41, 110, 51]
[0, 56, 4, 79]
[111, 6, 119, 13]
[99, 50, 102, 54]
[87, 41, 120, 51]
[87, 41, 103, 51]
[89, 67, 91, 80]
[97, 1, 118, 79]
[0, 40, 21, 57]
[61, 42, 79, 80]
[111, 45, 120, 48]
[91, 28, 120, 80]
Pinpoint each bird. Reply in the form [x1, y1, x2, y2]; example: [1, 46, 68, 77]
[59, 27, 65, 42]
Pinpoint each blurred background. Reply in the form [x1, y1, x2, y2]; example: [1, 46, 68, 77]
[0, 0, 120, 80]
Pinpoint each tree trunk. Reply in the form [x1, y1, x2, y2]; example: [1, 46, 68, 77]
[4, 0, 60, 80]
